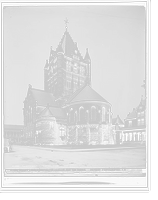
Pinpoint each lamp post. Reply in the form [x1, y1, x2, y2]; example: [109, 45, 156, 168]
[75, 110, 78, 144]
[98, 109, 103, 144]
[86, 109, 90, 144]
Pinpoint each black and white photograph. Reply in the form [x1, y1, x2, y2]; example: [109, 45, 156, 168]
[1, 0, 150, 192]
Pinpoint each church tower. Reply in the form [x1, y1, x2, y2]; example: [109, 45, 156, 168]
[44, 20, 91, 100]
[56, 44, 65, 97]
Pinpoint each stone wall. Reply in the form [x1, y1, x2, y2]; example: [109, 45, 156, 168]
[67, 124, 114, 145]
[36, 117, 62, 145]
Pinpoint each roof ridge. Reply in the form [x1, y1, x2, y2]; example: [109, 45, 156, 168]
[66, 85, 110, 105]
[66, 85, 87, 103]
[31, 88, 54, 95]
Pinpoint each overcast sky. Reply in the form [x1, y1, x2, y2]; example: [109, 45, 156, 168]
[3, 4, 146, 125]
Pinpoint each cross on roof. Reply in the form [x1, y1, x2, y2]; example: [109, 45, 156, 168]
[64, 18, 69, 30]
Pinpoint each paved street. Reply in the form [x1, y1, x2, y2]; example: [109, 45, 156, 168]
[4, 145, 146, 169]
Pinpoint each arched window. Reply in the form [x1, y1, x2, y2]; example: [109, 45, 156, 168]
[102, 107, 106, 122]
[79, 107, 85, 122]
[74, 111, 78, 123]
[91, 106, 96, 122]
[70, 108, 74, 122]
[85, 110, 89, 123]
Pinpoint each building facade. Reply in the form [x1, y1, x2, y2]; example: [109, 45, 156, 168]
[118, 96, 146, 145]
[4, 125, 24, 144]
[23, 24, 113, 145]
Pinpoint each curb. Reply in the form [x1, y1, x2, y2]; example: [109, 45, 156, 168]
[16, 145, 146, 152]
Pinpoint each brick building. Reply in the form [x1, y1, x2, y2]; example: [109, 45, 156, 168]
[114, 96, 146, 145]
[4, 125, 24, 144]
[23, 23, 113, 145]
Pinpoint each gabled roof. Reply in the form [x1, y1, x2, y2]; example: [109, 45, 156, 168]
[65, 85, 110, 105]
[125, 109, 137, 120]
[29, 88, 58, 107]
[49, 107, 66, 119]
[112, 115, 124, 125]
[38, 107, 66, 119]
[38, 107, 53, 118]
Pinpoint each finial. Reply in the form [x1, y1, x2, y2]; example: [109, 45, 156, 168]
[64, 18, 69, 31]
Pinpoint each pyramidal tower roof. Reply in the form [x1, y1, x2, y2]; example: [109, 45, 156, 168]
[57, 30, 75, 55]
[59, 26, 84, 61]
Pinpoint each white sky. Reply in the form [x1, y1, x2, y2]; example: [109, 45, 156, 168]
[3, 5, 146, 125]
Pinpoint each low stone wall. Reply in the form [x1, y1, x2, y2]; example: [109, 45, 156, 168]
[67, 124, 114, 145]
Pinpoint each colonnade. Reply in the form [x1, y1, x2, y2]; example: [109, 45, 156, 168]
[121, 131, 146, 142]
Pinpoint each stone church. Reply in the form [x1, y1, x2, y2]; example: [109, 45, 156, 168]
[23, 23, 114, 145]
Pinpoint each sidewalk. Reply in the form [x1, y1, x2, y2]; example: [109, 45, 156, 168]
[21, 144, 146, 152]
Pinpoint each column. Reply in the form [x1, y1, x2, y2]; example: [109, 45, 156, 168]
[133, 132, 136, 141]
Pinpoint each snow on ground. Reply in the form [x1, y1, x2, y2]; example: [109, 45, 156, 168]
[4, 145, 146, 169]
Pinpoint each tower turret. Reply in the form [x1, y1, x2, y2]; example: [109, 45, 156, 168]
[56, 44, 65, 97]
[84, 49, 91, 86]
[44, 60, 49, 92]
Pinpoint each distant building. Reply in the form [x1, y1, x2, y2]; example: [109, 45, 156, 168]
[4, 125, 24, 144]
[115, 100, 146, 144]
